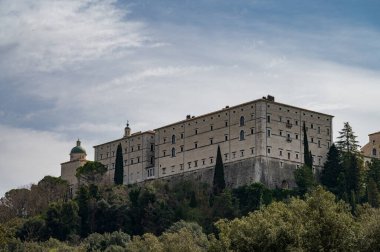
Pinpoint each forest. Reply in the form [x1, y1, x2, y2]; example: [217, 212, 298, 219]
[1, 122, 380, 251]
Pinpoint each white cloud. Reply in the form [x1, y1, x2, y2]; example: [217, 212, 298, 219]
[0, 0, 146, 72]
[0, 124, 94, 197]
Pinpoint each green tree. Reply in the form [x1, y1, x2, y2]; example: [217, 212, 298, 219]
[211, 187, 358, 252]
[16, 216, 47, 241]
[336, 122, 360, 154]
[114, 143, 124, 185]
[76, 161, 107, 185]
[320, 144, 343, 195]
[294, 165, 315, 196]
[45, 200, 80, 241]
[303, 121, 313, 168]
[212, 145, 226, 195]
[367, 178, 380, 208]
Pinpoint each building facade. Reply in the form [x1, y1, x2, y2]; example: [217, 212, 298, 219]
[361, 131, 380, 162]
[61, 140, 88, 194]
[62, 96, 334, 189]
[93, 124, 156, 184]
[154, 96, 333, 188]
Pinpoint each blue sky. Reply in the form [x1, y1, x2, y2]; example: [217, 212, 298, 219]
[0, 0, 380, 196]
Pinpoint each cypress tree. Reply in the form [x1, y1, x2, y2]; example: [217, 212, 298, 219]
[213, 145, 226, 195]
[320, 144, 343, 194]
[114, 143, 124, 185]
[303, 121, 313, 168]
[336, 122, 360, 154]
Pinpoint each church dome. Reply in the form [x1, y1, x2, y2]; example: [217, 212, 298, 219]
[70, 139, 86, 154]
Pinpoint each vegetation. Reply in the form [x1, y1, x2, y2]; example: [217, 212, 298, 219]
[114, 143, 124, 185]
[0, 122, 379, 251]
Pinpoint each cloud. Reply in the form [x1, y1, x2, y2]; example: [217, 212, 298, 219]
[0, 0, 146, 73]
[0, 124, 93, 197]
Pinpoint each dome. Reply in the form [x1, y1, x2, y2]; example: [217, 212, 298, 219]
[70, 139, 86, 154]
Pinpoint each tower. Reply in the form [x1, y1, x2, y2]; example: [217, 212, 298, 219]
[124, 122, 131, 137]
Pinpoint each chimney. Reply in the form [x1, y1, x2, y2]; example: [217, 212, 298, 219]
[267, 95, 275, 102]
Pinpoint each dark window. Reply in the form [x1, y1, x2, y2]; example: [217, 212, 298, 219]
[172, 135, 176, 144]
[267, 115, 271, 123]
[373, 148, 377, 156]
[150, 144, 154, 151]
[180, 146, 184, 152]
[171, 148, 176, 157]
[210, 138, 213, 144]
[240, 130, 245, 140]
[195, 129, 198, 135]
[181, 133, 184, 139]
[225, 121, 228, 127]
[240, 116, 245, 126]
[225, 135, 228, 141]
[211, 125, 214, 131]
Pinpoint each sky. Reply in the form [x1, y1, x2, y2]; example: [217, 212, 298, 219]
[0, 0, 380, 196]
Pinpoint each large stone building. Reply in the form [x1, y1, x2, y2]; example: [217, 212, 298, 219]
[61, 139, 88, 195]
[90, 95, 333, 189]
[93, 124, 156, 184]
[361, 131, 380, 162]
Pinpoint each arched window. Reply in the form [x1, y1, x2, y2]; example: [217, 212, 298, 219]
[240, 116, 245, 126]
[373, 148, 377, 156]
[240, 130, 245, 140]
[171, 148, 176, 157]
[172, 135, 176, 144]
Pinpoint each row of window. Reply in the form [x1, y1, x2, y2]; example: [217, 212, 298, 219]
[267, 116, 330, 135]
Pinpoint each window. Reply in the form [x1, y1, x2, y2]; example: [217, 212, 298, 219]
[188, 162, 191, 169]
[327, 128, 330, 136]
[180, 146, 184, 152]
[280, 150, 283, 156]
[279, 116, 282, 122]
[112, 151, 115, 156]
[225, 135, 228, 141]
[311, 124, 314, 129]
[100, 154, 103, 159]
[210, 138, 213, 144]
[225, 121, 228, 127]
[267, 129, 271, 137]
[318, 127, 321, 134]
[296, 153, 299, 159]
[172, 135, 176, 144]
[194, 160, 198, 167]
[171, 148, 176, 157]
[131, 147, 134, 152]
[241, 150, 244, 157]
[202, 159, 205, 165]
[311, 137, 314, 143]
[318, 140, 321, 148]
[210, 158, 214, 164]
[131, 159, 134, 165]
[195, 129, 198, 135]
[267, 115, 271, 123]
[162, 168, 166, 174]
[224, 153, 228, 161]
[240, 116, 245, 126]
[137, 157, 140, 163]
[150, 144, 154, 151]
[373, 148, 377, 156]
[327, 141, 330, 149]
[211, 125, 214, 131]
[295, 120, 298, 126]
[280, 162, 283, 168]
[195, 142, 198, 149]
[288, 153, 290, 160]
[251, 128, 254, 134]
[138, 145, 140, 150]
[232, 152, 236, 158]
[240, 130, 245, 140]
[147, 168, 154, 178]
[163, 150, 166, 157]
[180, 164, 184, 170]
[267, 148, 271, 154]
[280, 130, 283, 136]
[150, 156, 154, 164]
[295, 134, 299, 140]
[163, 138, 166, 143]
[251, 148, 254, 154]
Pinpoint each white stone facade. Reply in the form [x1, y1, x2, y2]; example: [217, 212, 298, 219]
[92, 96, 333, 188]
